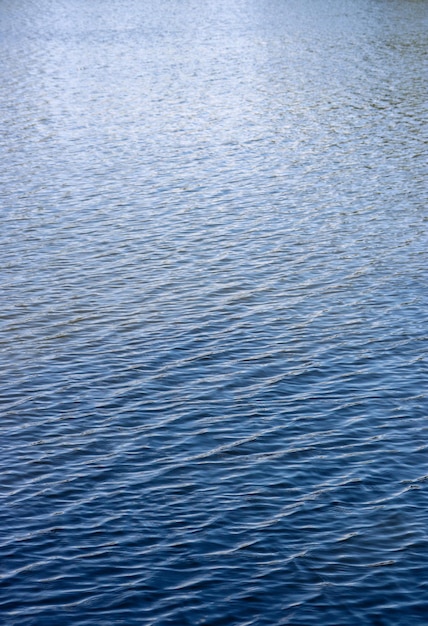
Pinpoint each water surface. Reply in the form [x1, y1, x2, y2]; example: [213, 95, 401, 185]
[1, 0, 427, 624]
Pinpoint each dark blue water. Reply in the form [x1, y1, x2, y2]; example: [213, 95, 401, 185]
[1, 0, 427, 624]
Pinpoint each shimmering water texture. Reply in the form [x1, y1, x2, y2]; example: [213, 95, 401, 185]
[1, 0, 427, 624]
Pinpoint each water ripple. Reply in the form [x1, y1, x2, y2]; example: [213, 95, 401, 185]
[1, 0, 427, 624]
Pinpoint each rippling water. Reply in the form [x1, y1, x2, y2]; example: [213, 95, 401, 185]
[1, 0, 427, 624]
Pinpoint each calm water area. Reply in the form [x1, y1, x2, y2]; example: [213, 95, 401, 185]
[1, 0, 427, 624]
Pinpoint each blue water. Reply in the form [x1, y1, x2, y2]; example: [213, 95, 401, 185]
[1, 0, 427, 624]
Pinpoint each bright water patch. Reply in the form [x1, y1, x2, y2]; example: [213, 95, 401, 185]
[1, 0, 427, 624]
